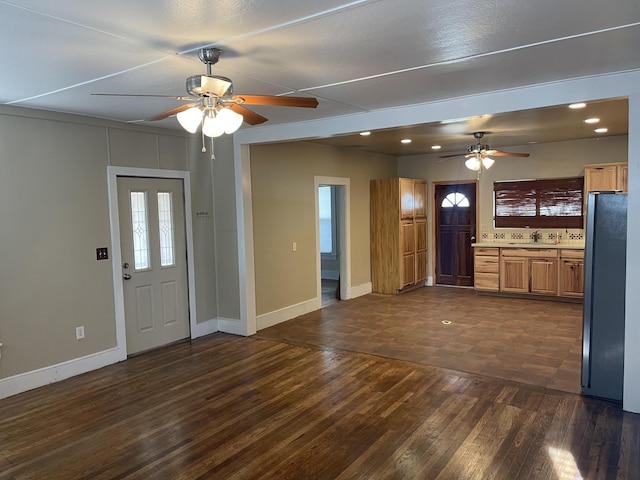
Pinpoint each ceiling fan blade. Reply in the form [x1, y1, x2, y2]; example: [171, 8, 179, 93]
[232, 94, 319, 108]
[227, 104, 268, 125]
[92, 93, 192, 100]
[146, 103, 199, 121]
[491, 150, 530, 157]
[438, 152, 467, 158]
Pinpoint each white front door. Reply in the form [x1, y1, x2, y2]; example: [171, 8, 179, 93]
[117, 177, 190, 355]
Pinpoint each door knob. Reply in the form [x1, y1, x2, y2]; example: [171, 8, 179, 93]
[123, 273, 132, 280]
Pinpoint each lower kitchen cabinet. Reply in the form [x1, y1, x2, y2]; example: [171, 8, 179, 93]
[530, 258, 558, 295]
[500, 257, 529, 293]
[476, 246, 582, 299]
[559, 250, 584, 297]
[474, 248, 500, 291]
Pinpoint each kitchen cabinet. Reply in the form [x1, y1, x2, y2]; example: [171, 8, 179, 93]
[584, 162, 628, 193]
[500, 256, 529, 293]
[559, 249, 584, 298]
[474, 247, 499, 291]
[474, 245, 583, 299]
[502, 248, 558, 295]
[530, 257, 558, 295]
[371, 178, 427, 294]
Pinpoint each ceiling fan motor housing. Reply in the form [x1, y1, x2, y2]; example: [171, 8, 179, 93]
[186, 75, 233, 98]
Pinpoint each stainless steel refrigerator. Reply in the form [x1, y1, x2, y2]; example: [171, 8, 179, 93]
[582, 191, 627, 401]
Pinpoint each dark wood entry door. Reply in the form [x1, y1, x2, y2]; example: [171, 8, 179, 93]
[435, 183, 476, 286]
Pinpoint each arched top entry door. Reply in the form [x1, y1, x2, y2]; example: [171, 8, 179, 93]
[435, 183, 477, 286]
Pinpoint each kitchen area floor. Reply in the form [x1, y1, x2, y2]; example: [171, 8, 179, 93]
[256, 286, 583, 394]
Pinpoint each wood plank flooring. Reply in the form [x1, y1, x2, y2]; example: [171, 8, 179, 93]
[1, 287, 638, 479]
[259, 286, 583, 394]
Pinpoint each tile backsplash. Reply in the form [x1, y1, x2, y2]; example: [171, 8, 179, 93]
[480, 229, 584, 245]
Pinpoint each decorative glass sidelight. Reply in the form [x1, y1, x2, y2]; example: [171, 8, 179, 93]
[130, 191, 150, 270]
[157, 192, 175, 267]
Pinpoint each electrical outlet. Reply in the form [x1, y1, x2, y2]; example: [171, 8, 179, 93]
[292, 242, 297, 252]
[96, 247, 108, 260]
[76, 326, 85, 340]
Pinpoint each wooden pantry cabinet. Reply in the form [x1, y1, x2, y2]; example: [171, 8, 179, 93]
[584, 162, 628, 193]
[371, 178, 427, 294]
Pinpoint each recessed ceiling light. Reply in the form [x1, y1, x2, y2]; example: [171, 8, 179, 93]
[401, 139, 412, 144]
[431, 145, 442, 150]
[594, 127, 608, 133]
[569, 102, 587, 109]
[584, 118, 600, 124]
[359, 131, 371, 136]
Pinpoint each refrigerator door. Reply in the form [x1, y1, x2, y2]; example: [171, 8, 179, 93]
[582, 192, 627, 401]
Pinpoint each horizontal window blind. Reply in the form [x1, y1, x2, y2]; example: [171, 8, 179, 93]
[494, 177, 584, 228]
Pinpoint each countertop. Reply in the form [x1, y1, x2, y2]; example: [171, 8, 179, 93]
[472, 242, 585, 250]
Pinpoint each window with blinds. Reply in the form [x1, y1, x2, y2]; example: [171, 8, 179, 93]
[494, 177, 584, 228]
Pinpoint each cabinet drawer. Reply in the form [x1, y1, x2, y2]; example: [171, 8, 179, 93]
[475, 247, 499, 256]
[475, 273, 499, 291]
[475, 255, 499, 273]
[502, 248, 557, 258]
[560, 249, 584, 259]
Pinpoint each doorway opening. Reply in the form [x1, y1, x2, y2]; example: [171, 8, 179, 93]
[315, 177, 350, 307]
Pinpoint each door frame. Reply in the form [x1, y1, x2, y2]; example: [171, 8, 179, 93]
[431, 180, 479, 287]
[107, 166, 198, 357]
[314, 176, 351, 302]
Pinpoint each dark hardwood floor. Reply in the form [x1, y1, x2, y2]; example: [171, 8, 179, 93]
[1, 288, 638, 479]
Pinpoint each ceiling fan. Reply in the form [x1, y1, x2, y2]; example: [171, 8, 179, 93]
[93, 47, 319, 135]
[438, 132, 530, 173]
[439, 132, 530, 160]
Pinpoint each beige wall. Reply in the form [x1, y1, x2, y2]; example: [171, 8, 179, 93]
[250, 142, 397, 316]
[398, 135, 629, 278]
[0, 106, 229, 379]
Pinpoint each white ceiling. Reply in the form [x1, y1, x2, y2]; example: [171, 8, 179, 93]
[1, 0, 638, 153]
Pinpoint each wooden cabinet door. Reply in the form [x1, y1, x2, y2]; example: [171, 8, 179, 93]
[401, 253, 416, 289]
[530, 258, 558, 295]
[415, 218, 427, 285]
[560, 259, 584, 297]
[500, 257, 529, 293]
[400, 221, 415, 256]
[400, 178, 415, 219]
[585, 165, 618, 192]
[413, 180, 427, 218]
[618, 164, 629, 192]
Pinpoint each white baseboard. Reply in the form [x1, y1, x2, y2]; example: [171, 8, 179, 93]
[349, 282, 372, 299]
[191, 318, 219, 338]
[426, 276, 434, 286]
[0, 346, 125, 401]
[257, 297, 321, 331]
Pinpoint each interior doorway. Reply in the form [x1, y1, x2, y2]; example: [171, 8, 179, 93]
[315, 177, 350, 307]
[435, 182, 477, 287]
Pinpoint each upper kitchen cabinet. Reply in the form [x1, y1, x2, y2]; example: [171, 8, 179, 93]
[584, 162, 628, 193]
[371, 178, 427, 294]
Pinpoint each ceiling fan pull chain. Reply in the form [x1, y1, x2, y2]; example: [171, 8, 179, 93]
[210, 137, 215, 160]
[201, 127, 206, 153]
